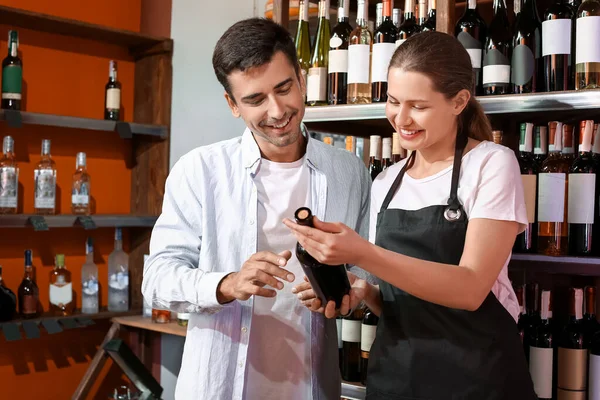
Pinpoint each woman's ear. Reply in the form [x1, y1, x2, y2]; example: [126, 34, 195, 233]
[452, 89, 471, 116]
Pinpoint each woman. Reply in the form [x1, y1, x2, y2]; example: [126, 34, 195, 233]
[284, 32, 536, 399]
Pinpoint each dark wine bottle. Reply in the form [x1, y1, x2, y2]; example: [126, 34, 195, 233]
[2, 30, 22, 110]
[104, 60, 121, 121]
[583, 286, 600, 345]
[524, 282, 542, 359]
[372, 0, 398, 103]
[542, 0, 574, 91]
[381, 137, 393, 170]
[422, 0, 437, 31]
[336, 317, 343, 371]
[483, 0, 513, 95]
[528, 290, 554, 400]
[0, 265, 16, 322]
[328, 0, 353, 105]
[511, 0, 543, 93]
[369, 135, 383, 180]
[534, 125, 548, 166]
[18, 249, 40, 319]
[514, 123, 538, 253]
[396, 0, 420, 47]
[342, 304, 364, 382]
[455, 0, 488, 95]
[294, 207, 351, 308]
[590, 328, 600, 400]
[360, 307, 379, 385]
[557, 288, 587, 398]
[516, 284, 528, 343]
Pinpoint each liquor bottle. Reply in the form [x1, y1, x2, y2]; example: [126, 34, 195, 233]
[562, 123, 576, 164]
[568, 120, 596, 256]
[108, 227, 129, 312]
[483, 0, 513, 95]
[2, 30, 22, 110]
[347, 0, 373, 104]
[393, 8, 403, 28]
[72, 152, 91, 215]
[345, 136, 357, 154]
[152, 309, 171, 324]
[372, 0, 398, 103]
[583, 286, 600, 344]
[328, 0, 353, 105]
[295, 0, 312, 101]
[81, 238, 99, 314]
[18, 249, 39, 319]
[34, 139, 56, 215]
[455, 0, 487, 95]
[0, 265, 16, 322]
[323, 136, 333, 146]
[538, 122, 569, 256]
[528, 290, 554, 400]
[557, 288, 587, 398]
[342, 304, 365, 382]
[369, 135, 383, 180]
[376, 2, 384, 29]
[381, 137, 393, 170]
[294, 207, 351, 308]
[534, 126, 548, 166]
[422, 0, 437, 31]
[516, 284, 527, 342]
[515, 123, 538, 253]
[307, 0, 331, 106]
[524, 282, 542, 359]
[397, 0, 420, 47]
[392, 132, 404, 163]
[590, 328, 600, 400]
[49, 254, 73, 316]
[0, 135, 18, 214]
[417, 0, 428, 27]
[360, 307, 379, 384]
[512, 0, 543, 93]
[575, 0, 600, 89]
[492, 130, 504, 145]
[104, 60, 121, 121]
[543, 0, 574, 91]
[177, 313, 190, 327]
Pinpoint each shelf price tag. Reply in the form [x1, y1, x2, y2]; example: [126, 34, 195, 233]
[115, 122, 132, 139]
[4, 110, 22, 128]
[77, 216, 97, 230]
[28, 216, 48, 231]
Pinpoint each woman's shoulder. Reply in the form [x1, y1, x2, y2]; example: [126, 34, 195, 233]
[463, 140, 518, 170]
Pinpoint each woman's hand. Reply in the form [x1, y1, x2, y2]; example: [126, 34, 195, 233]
[292, 272, 371, 318]
[283, 216, 371, 267]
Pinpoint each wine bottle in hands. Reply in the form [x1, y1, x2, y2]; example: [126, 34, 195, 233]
[294, 207, 351, 308]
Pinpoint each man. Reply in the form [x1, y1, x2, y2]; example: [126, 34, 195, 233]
[142, 17, 371, 400]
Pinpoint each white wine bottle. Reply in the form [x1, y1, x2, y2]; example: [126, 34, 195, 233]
[307, 0, 330, 106]
[347, 0, 373, 104]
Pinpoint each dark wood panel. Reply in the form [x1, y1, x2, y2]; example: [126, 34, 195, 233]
[438, 0, 456, 33]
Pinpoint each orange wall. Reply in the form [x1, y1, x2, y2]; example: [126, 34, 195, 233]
[0, 1, 151, 398]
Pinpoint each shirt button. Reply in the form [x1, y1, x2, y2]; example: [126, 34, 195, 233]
[239, 362, 244, 368]
[241, 327, 247, 333]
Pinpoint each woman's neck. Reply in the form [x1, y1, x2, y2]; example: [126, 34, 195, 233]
[409, 132, 459, 179]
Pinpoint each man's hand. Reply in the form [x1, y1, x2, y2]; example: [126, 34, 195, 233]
[217, 250, 294, 303]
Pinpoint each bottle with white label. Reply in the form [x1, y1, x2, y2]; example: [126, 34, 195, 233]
[295, 0, 312, 104]
[328, 0, 352, 105]
[34, 139, 56, 215]
[341, 304, 364, 382]
[397, 0, 420, 48]
[0, 135, 18, 214]
[307, 0, 330, 106]
[591, 330, 600, 400]
[538, 122, 570, 256]
[515, 123, 538, 253]
[512, 0, 543, 93]
[108, 227, 129, 312]
[49, 254, 73, 316]
[557, 288, 587, 398]
[347, 0, 373, 104]
[360, 307, 379, 385]
[372, 0, 398, 103]
[534, 126, 548, 165]
[104, 60, 121, 121]
[575, 0, 600, 89]
[81, 237, 99, 314]
[543, 0, 574, 91]
[528, 290, 553, 400]
[72, 152, 91, 215]
[455, 0, 488, 95]
[483, 0, 512, 95]
[568, 120, 596, 256]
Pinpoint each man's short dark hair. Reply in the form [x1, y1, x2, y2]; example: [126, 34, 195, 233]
[212, 18, 300, 101]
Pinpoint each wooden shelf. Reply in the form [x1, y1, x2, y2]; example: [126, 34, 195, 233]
[0, 110, 168, 139]
[0, 5, 172, 58]
[0, 214, 158, 230]
[510, 254, 600, 276]
[112, 315, 187, 337]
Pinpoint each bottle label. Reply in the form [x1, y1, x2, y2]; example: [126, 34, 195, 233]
[307, 67, 327, 102]
[538, 173, 566, 222]
[457, 32, 482, 69]
[590, 354, 600, 399]
[558, 348, 588, 390]
[341, 319, 361, 343]
[22, 294, 38, 315]
[0, 166, 18, 208]
[483, 49, 511, 85]
[50, 282, 73, 307]
[330, 37, 343, 48]
[328, 49, 349, 73]
[568, 174, 596, 224]
[521, 175, 537, 224]
[511, 44, 535, 86]
[109, 272, 129, 290]
[395, 38, 407, 48]
[529, 346, 553, 399]
[371, 42, 396, 83]
[82, 278, 99, 296]
[542, 19, 572, 57]
[348, 44, 370, 84]
[72, 182, 90, 205]
[360, 324, 377, 352]
[106, 88, 121, 111]
[2, 65, 22, 99]
[34, 169, 56, 209]
[336, 318, 343, 348]
[576, 16, 600, 64]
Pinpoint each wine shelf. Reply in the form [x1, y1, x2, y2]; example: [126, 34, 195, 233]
[0, 214, 158, 230]
[510, 253, 600, 276]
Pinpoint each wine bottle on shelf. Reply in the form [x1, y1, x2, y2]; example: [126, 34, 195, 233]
[590, 327, 600, 400]
[583, 286, 600, 344]
[328, 0, 353, 105]
[568, 120, 596, 256]
[104, 60, 121, 121]
[575, 0, 600, 89]
[392, 132, 404, 163]
[516, 284, 527, 343]
[2, 30, 22, 111]
[307, 0, 331, 106]
[538, 122, 569, 256]
[593, 122, 600, 165]
[528, 290, 554, 400]
[557, 287, 587, 399]
[295, 0, 312, 102]
[347, 0, 373, 104]
[483, 0, 512, 95]
[543, 0, 574, 91]
[0, 266, 16, 322]
[72, 152, 91, 215]
[376, 2, 384, 29]
[0, 135, 18, 214]
[345, 136, 357, 154]
[534, 125, 548, 166]
[360, 307, 379, 385]
[369, 135, 383, 180]
[561, 123, 576, 164]
[18, 249, 40, 319]
[512, 0, 543, 93]
[49, 254, 73, 317]
[524, 282, 542, 359]
[515, 123, 538, 253]
[417, 0, 428, 26]
[492, 130, 503, 145]
[294, 207, 351, 308]
[342, 304, 364, 382]
[108, 227, 129, 312]
[336, 317, 343, 371]
[396, 0, 420, 47]
[455, 0, 487, 95]
[382, 138, 393, 170]
[372, 0, 398, 103]
[422, 0, 437, 31]
[393, 8, 403, 28]
[81, 238, 99, 314]
[34, 139, 57, 216]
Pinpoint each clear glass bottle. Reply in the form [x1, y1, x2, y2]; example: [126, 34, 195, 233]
[81, 237, 99, 314]
[34, 139, 56, 215]
[49, 254, 73, 316]
[108, 228, 129, 312]
[72, 152, 91, 215]
[347, 0, 373, 104]
[0, 135, 18, 214]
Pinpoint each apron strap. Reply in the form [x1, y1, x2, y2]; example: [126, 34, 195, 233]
[379, 151, 416, 213]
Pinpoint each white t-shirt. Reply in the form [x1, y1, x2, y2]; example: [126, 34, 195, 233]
[369, 141, 526, 323]
[244, 156, 312, 400]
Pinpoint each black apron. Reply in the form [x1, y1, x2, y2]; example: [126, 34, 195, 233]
[366, 134, 536, 400]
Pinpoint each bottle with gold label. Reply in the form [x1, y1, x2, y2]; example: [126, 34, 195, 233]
[49, 254, 73, 316]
